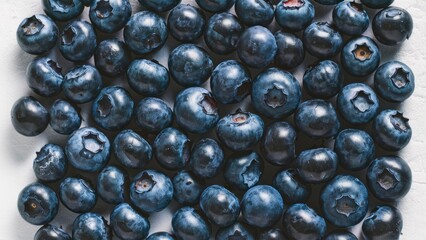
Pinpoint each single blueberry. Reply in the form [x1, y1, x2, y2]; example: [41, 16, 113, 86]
[235, 0, 274, 26]
[97, 165, 128, 204]
[303, 60, 343, 99]
[60, 177, 96, 213]
[59, 20, 97, 62]
[296, 148, 338, 183]
[303, 22, 343, 58]
[34, 224, 71, 240]
[258, 228, 287, 240]
[72, 212, 111, 240]
[63, 65, 103, 104]
[153, 127, 191, 170]
[224, 151, 263, 191]
[49, 99, 81, 135]
[275, 0, 315, 32]
[373, 7, 413, 45]
[26, 57, 63, 97]
[11, 96, 49, 137]
[325, 230, 357, 240]
[89, 0, 132, 33]
[274, 31, 305, 69]
[172, 207, 211, 240]
[172, 170, 204, 205]
[261, 122, 296, 166]
[113, 129, 152, 169]
[127, 59, 170, 97]
[94, 38, 130, 77]
[138, 0, 181, 12]
[273, 168, 311, 204]
[110, 203, 150, 240]
[146, 232, 175, 240]
[362, 205, 403, 240]
[341, 36, 381, 77]
[33, 144, 67, 182]
[216, 222, 255, 240]
[135, 98, 173, 133]
[42, 0, 84, 21]
[361, 0, 394, 9]
[167, 4, 206, 43]
[333, 1, 369, 36]
[195, 0, 234, 13]
[189, 138, 225, 179]
[282, 203, 327, 240]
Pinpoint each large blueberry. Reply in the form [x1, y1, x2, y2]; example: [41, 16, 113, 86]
[26, 57, 63, 97]
[216, 222, 254, 240]
[49, 99, 81, 135]
[172, 170, 204, 205]
[296, 148, 338, 183]
[333, 1, 369, 36]
[59, 177, 96, 213]
[195, 0, 234, 13]
[341, 36, 380, 77]
[110, 203, 150, 240]
[167, 4, 206, 43]
[362, 205, 403, 240]
[303, 60, 343, 99]
[138, 0, 181, 12]
[361, 0, 394, 9]
[127, 59, 169, 97]
[274, 31, 305, 69]
[94, 38, 130, 77]
[261, 121, 296, 166]
[275, 0, 315, 32]
[224, 151, 263, 191]
[113, 129, 152, 169]
[72, 212, 111, 240]
[89, 0, 132, 33]
[172, 207, 211, 240]
[34, 224, 71, 240]
[282, 203, 327, 240]
[303, 22, 343, 58]
[97, 165, 128, 204]
[235, 0, 274, 26]
[325, 230, 357, 240]
[11, 96, 49, 137]
[42, 0, 83, 21]
[373, 7, 413, 45]
[146, 232, 175, 240]
[189, 138, 225, 178]
[63, 65, 103, 104]
[135, 98, 173, 133]
[273, 168, 311, 204]
[33, 144, 67, 182]
[59, 20, 97, 62]
[153, 127, 190, 170]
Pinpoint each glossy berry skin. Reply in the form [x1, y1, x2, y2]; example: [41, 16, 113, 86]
[34, 224, 71, 240]
[89, 0, 132, 33]
[333, 1, 369, 36]
[130, 169, 173, 213]
[274, 32, 305, 69]
[167, 4, 206, 42]
[367, 156, 412, 202]
[335, 129, 375, 171]
[33, 144, 67, 182]
[325, 230, 357, 240]
[303, 22, 343, 59]
[361, 0, 394, 9]
[195, 0, 234, 13]
[97, 165, 128, 204]
[275, 0, 315, 32]
[113, 130, 152, 169]
[172, 207, 211, 240]
[237, 26, 277, 68]
[42, 0, 83, 21]
[124, 11, 168, 55]
[373, 7, 413, 46]
[174, 87, 219, 133]
[261, 122, 296, 166]
[241, 185, 284, 228]
[59, 20, 97, 62]
[110, 203, 150, 240]
[321, 175, 369, 228]
[216, 110, 264, 151]
[224, 152, 263, 191]
[204, 13, 244, 55]
[372, 109, 412, 151]
[135, 98, 173, 133]
[258, 228, 287, 240]
[362, 205, 402, 240]
[94, 39, 130, 77]
[146, 232, 175, 240]
[314, 0, 342, 4]
[72, 212, 111, 240]
[92, 86, 134, 131]
[216, 222, 254, 240]
[16, 15, 58, 55]
[341, 36, 380, 77]
[303, 60, 343, 99]
[235, 0, 274, 26]
[374, 61, 415, 102]
[200, 185, 240, 227]
[337, 83, 379, 125]
[17, 183, 58, 225]
[252, 68, 301, 119]
[11, 96, 49, 137]
[173, 170, 204, 205]
[189, 138, 225, 178]
[282, 203, 327, 240]
[211, 60, 251, 105]
[63, 65, 103, 104]
[127, 59, 169, 97]
[273, 169, 311, 204]
[60, 177, 96, 213]
[294, 99, 340, 139]
[26, 57, 63, 97]
[296, 148, 338, 183]
[65, 127, 110, 172]
[49, 99, 81, 135]
[138, 0, 181, 12]
[153, 127, 190, 170]
[168, 44, 213, 87]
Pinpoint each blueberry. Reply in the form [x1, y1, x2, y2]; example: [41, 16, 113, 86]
[373, 7, 413, 45]
[147, 232, 175, 240]
[65, 127, 110, 172]
[81, 0, 94, 6]
[294, 99, 340, 139]
[362, 205, 403, 240]
[167, 4, 206, 43]
[172, 170, 204, 205]
[92, 86, 134, 131]
[124, 11, 168, 54]
[325, 230, 357, 240]
[135, 98, 173, 133]
[17, 182, 58, 225]
[282, 203, 327, 240]
[59, 20, 97, 62]
[174, 87, 219, 133]
[251, 68, 301, 119]
[33, 144, 67, 182]
[337, 83, 379, 125]
[63, 65, 103, 104]
[235, 0, 274, 26]
[237, 26, 277, 68]
[11, 96, 49, 137]
[241, 185, 284, 228]
[372, 109, 412, 151]
[110, 203, 150, 240]
[216, 222, 255, 240]
[97, 165, 128, 204]
[130, 169, 173, 213]
[16, 15, 58, 55]
[113, 129, 152, 169]
[34, 224, 71, 240]
[367, 155, 412, 202]
[274, 31, 305, 69]
[172, 207, 211, 240]
[189, 138, 225, 178]
[374, 61, 415, 102]
[321, 175, 369, 227]
[261, 122, 296, 166]
[49, 99, 81, 135]
[138, 0, 181, 12]
[258, 228, 287, 240]
[273, 168, 311, 204]
[72, 212, 111, 240]
[296, 148, 338, 183]
[216, 110, 264, 151]
[168, 44, 213, 87]
[94, 38, 130, 77]
[195, 0, 234, 13]
[224, 151, 263, 191]
[42, 0, 84, 21]
[26, 57, 63, 97]
[333, 1, 369, 36]
[153, 127, 190, 170]
[303, 60, 343, 99]
[89, 0, 132, 33]
[341, 36, 381, 77]
[361, 0, 394, 9]
[314, 0, 342, 4]
[275, 0, 315, 32]
[60, 177, 96, 213]
[204, 13, 244, 55]
[127, 59, 170, 97]
[303, 22, 343, 58]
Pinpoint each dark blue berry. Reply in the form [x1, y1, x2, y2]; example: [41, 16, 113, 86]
[195, 0, 234, 13]
[341, 36, 380, 77]
[258, 228, 287, 240]
[113, 129, 152, 169]
[167, 4, 206, 43]
[261, 121, 296, 166]
[59, 177, 96, 213]
[49, 99, 81, 135]
[189, 138, 225, 179]
[72, 212, 111, 240]
[26, 57, 63, 97]
[94, 38, 130, 77]
[362, 205, 403, 240]
[274, 31, 305, 69]
[97, 165, 128, 204]
[139, 0, 181, 12]
[42, 0, 84, 21]
[172, 207, 211, 240]
[89, 0, 132, 33]
[110, 203, 150, 240]
[63, 65, 103, 104]
[303, 60, 343, 99]
[216, 222, 255, 240]
[172, 170, 204, 205]
[235, 0, 274, 26]
[303, 21, 343, 58]
[59, 20, 97, 62]
[361, 0, 394, 9]
[127, 59, 170, 97]
[273, 168, 311, 204]
[135, 98, 173, 133]
[224, 151, 263, 191]
[33, 144, 67, 182]
[296, 148, 338, 183]
[146, 232, 175, 240]
[34, 224, 71, 240]
[333, 1, 369, 36]
[282, 203, 327, 240]
[153, 127, 190, 170]
[373, 7, 413, 45]
[275, 0, 315, 32]
[325, 230, 357, 240]
[11, 96, 49, 137]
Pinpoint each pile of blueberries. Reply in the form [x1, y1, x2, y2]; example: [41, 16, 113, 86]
[12, 0, 415, 239]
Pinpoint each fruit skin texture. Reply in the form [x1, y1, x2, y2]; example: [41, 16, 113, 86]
[42, 0, 84, 21]
[34, 224, 71, 240]
[273, 168, 311, 204]
[274, 32, 305, 69]
[153, 127, 190, 170]
[275, 0, 315, 32]
[261, 122, 296, 166]
[303, 22, 343, 59]
[235, 0, 274, 26]
[11, 96, 49, 137]
[127, 59, 169, 97]
[366, 156, 412, 202]
[94, 38, 130, 77]
[324, 230, 357, 240]
[89, 0, 132, 33]
[373, 7, 413, 46]
[72, 212, 111, 240]
[59, 20, 97, 62]
[110, 203, 150, 240]
[333, 1, 369, 36]
[167, 4, 206, 43]
[135, 98, 173, 133]
[321, 175, 369, 228]
[63, 65, 103, 104]
[362, 205, 403, 240]
[251, 68, 301, 119]
[113, 130, 152, 169]
[146, 232, 175, 240]
[172, 170, 204, 205]
[282, 203, 327, 240]
[33, 144, 67, 182]
[172, 207, 211, 240]
[216, 222, 255, 240]
[130, 169, 173, 213]
[59, 177, 96, 213]
[17, 182, 59, 225]
[341, 36, 380, 77]
[361, 0, 394, 9]
[257, 228, 287, 240]
[26, 57, 63, 97]
[296, 148, 338, 183]
[195, 0, 234, 13]
[314, 0, 342, 5]
[224, 151, 263, 191]
[139, 0, 181, 12]
[49, 99, 81, 135]
[189, 138, 224, 178]
[97, 165, 128, 204]
[303, 60, 343, 99]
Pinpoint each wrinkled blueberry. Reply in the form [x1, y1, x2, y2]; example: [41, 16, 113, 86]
[33, 143, 67, 182]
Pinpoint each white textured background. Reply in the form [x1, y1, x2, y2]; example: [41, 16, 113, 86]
[0, 0, 425, 239]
